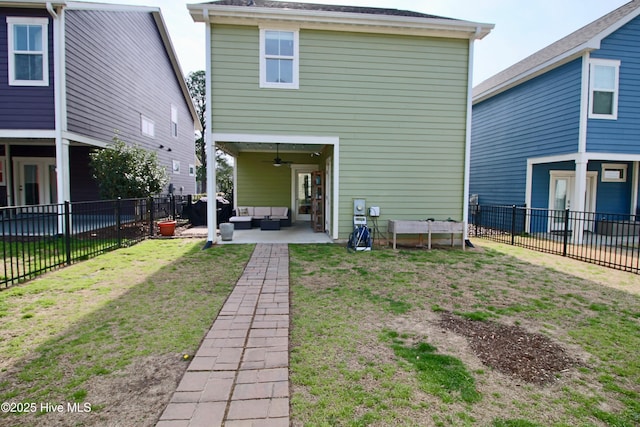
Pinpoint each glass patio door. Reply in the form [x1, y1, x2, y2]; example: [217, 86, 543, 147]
[549, 171, 597, 232]
[14, 158, 57, 206]
[295, 172, 311, 221]
[550, 175, 573, 231]
[23, 164, 40, 205]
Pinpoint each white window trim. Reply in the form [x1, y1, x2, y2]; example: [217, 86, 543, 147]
[188, 164, 195, 177]
[7, 17, 49, 87]
[141, 115, 155, 137]
[170, 104, 178, 138]
[588, 58, 620, 120]
[259, 28, 299, 90]
[172, 160, 181, 174]
[601, 163, 627, 182]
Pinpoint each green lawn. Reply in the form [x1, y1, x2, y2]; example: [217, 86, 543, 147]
[2, 238, 639, 426]
[0, 235, 140, 287]
[289, 242, 640, 426]
[0, 239, 253, 426]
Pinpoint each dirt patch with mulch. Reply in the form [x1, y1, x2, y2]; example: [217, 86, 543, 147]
[438, 311, 579, 385]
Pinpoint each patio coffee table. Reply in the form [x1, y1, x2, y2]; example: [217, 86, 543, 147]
[260, 218, 280, 231]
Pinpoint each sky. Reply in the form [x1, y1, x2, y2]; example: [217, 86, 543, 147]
[87, 0, 631, 85]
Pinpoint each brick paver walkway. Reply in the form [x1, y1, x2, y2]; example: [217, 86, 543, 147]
[157, 244, 290, 427]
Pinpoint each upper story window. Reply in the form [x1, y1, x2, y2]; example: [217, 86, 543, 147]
[141, 115, 155, 137]
[7, 17, 49, 86]
[588, 59, 620, 120]
[171, 105, 178, 137]
[260, 29, 299, 89]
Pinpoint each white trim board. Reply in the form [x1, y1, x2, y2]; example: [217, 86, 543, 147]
[211, 133, 340, 240]
[525, 151, 640, 210]
[0, 130, 56, 139]
[527, 152, 640, 167]
[212, 133, 338, 145]
[62, 132, 110, 148]
[189, 5, 493, 40]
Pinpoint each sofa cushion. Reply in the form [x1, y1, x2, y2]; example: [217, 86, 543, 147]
[271, 207, 288, 217]
[236, 206, 253, 216]
[253, 207, 271, 217]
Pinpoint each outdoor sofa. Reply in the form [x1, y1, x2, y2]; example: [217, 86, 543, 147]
[229, 206, 291, 229]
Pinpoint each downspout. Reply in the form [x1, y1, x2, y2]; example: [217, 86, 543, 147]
[462, 27, 481, 246]
[204, 11, 217, 247]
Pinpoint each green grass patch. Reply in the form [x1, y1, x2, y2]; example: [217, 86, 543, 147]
[0, 236, 140, 287]
[381, 330, 481, 404]
[455, 310, 496, 322]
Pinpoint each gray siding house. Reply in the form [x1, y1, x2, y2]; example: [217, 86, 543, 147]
[0, 1, 199, 207]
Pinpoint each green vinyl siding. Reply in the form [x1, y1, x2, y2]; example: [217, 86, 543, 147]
[211, 24, 470, 238]
[236, 152, 321, 207]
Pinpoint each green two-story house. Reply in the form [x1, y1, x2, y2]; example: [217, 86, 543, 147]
[188, 0, 492, 244]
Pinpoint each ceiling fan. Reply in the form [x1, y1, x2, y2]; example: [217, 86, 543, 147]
[268, 143, 293, 167]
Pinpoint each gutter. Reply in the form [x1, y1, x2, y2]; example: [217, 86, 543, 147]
[3, 1, 65, 7]
[188, 4, 493, 40]
[46, 2, 57, 18]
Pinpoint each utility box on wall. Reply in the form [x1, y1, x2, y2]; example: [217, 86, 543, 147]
[353, 199, 366, 215]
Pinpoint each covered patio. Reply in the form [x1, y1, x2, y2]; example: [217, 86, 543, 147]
[205, 134, 339, 245]
[183, 221, 333, 244]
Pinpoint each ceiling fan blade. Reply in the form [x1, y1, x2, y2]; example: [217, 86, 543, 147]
[272, 144, 293, 166]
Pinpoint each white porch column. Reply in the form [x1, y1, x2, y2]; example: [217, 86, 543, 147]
[55, 138, 70, 204]
[572, 157, 588, 244]
[462, 34, 477, 241]
[205, 21, 217, 246]
[50, 3, 70, 235]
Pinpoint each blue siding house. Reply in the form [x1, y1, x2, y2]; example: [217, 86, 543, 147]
[0, 1, 199, 207]
[470, 1, 640, 242]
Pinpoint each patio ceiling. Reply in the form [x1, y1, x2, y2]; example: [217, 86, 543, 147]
[216, 141, 325, 158]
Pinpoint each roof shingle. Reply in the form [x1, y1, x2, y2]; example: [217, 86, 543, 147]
[204, 0, 452, 20]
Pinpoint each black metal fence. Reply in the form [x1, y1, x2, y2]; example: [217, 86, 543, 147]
[469, 204, 640, 274]
[1, 195, 189, 288]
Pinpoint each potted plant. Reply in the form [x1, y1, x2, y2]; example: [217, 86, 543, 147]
[158, 220, 177, 236]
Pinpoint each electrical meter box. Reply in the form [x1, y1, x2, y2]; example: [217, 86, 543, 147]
[353, 199, 366, 215]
